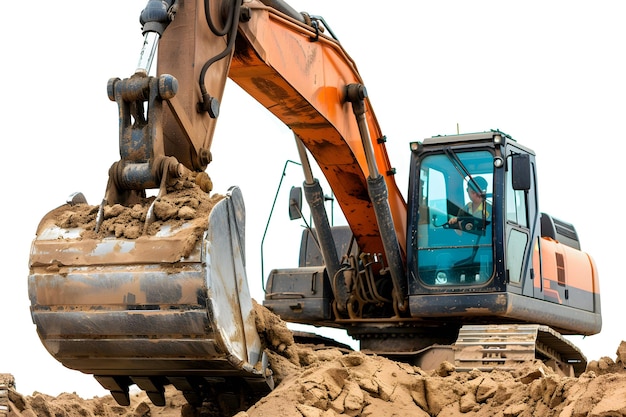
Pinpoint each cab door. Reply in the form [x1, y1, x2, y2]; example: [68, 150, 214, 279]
[504, 152, 535, 297]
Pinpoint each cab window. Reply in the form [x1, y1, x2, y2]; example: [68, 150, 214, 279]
[416, 151, 494, 286]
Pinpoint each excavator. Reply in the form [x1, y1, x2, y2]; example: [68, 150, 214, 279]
[28, 0, 601, 415]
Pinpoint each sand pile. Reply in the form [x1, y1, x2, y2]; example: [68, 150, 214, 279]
[5, 346, 626, 417]
[5, 306, 626, 417]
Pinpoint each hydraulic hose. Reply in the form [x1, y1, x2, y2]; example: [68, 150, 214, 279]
[198, 0, 242, 116]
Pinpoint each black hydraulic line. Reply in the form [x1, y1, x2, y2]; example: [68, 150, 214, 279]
[198, 0, 242, 117]
[204, 0, 236, 35]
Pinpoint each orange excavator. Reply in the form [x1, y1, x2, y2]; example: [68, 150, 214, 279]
[28, 0, 601, 415]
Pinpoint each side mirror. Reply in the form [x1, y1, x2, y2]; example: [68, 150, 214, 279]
[511, 153, 531, 190]
[289, 186, 302, 220]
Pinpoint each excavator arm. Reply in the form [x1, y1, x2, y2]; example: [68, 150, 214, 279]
[229, 2, 408, 257]
[28, 0, 408, 412]
[152, 0, 407, 259]
[106, 0, 408, 306]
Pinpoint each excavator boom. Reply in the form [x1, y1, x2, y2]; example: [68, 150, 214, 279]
[29, 0, 407, 412]
[155, 0, 407, 256]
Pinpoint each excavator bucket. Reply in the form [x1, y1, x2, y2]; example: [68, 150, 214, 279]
[28, 185, 272, 408]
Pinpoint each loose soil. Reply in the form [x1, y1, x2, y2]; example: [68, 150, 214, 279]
[5, 306, 626, 417]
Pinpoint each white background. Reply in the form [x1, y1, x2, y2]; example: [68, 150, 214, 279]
[2, 0, 623, 398]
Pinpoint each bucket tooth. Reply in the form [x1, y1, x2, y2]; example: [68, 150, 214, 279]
[94, 376, 132, 406]
[133, 377, 166, 406]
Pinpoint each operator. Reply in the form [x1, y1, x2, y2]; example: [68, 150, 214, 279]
[448, 176, 491, 228]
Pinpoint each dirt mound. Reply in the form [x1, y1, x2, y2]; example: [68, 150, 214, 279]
[6, 306, 626, 417]
[5, 349, 626, 417]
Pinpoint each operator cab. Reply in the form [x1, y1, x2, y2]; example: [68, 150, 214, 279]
[406, 130, 600, 337]
[409, 131, 506, 292]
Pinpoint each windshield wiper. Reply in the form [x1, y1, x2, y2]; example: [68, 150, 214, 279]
[443, 148, 486, 199]
[443, 148, 489, 235]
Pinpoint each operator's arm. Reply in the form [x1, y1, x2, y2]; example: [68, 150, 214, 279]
[448, 205, 469, 225]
